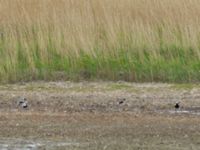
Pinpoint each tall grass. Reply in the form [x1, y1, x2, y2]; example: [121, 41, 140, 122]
[1, 0, 200, 83]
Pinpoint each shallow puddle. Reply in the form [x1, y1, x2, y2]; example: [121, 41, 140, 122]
[0, 138, 86, 150]
[155, 108, 200, 116]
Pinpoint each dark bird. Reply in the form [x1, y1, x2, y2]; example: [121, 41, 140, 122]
[175, 102, 180, 109]
[118, 98, 126, 105]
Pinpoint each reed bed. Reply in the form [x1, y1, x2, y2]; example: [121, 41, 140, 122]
[1, 0, 200, 83]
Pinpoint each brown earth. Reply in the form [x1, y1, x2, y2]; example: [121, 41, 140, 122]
[0, 81, 200, 150]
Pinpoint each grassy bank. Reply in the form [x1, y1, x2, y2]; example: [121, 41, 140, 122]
[1, 0, 200, 83]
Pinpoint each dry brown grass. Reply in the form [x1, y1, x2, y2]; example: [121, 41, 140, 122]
[2, 0, 200, 52]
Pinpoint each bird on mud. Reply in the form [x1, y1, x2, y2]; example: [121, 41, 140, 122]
[18, 97, 28, 109]
[175, 102, 180, 110]
[118, 98, 126, 105]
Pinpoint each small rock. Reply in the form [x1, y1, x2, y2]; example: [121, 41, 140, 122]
[184, 134, 188, 138]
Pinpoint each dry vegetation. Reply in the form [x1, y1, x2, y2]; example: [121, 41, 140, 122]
[1, 0, 200, 82]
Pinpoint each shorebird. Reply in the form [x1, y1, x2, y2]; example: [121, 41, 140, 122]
[118, 98, 126, 105]
[21, 101, 28, 108]
[18, 97, 28, 109]
[175, 102, 180, 110]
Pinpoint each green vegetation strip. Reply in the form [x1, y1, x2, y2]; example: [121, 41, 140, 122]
[0, 31, 200, 83]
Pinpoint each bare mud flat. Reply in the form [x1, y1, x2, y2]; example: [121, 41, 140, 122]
[0, 81, 200, 149]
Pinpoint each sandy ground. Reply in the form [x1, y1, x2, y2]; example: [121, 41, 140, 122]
[0, 81, 200, 149]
